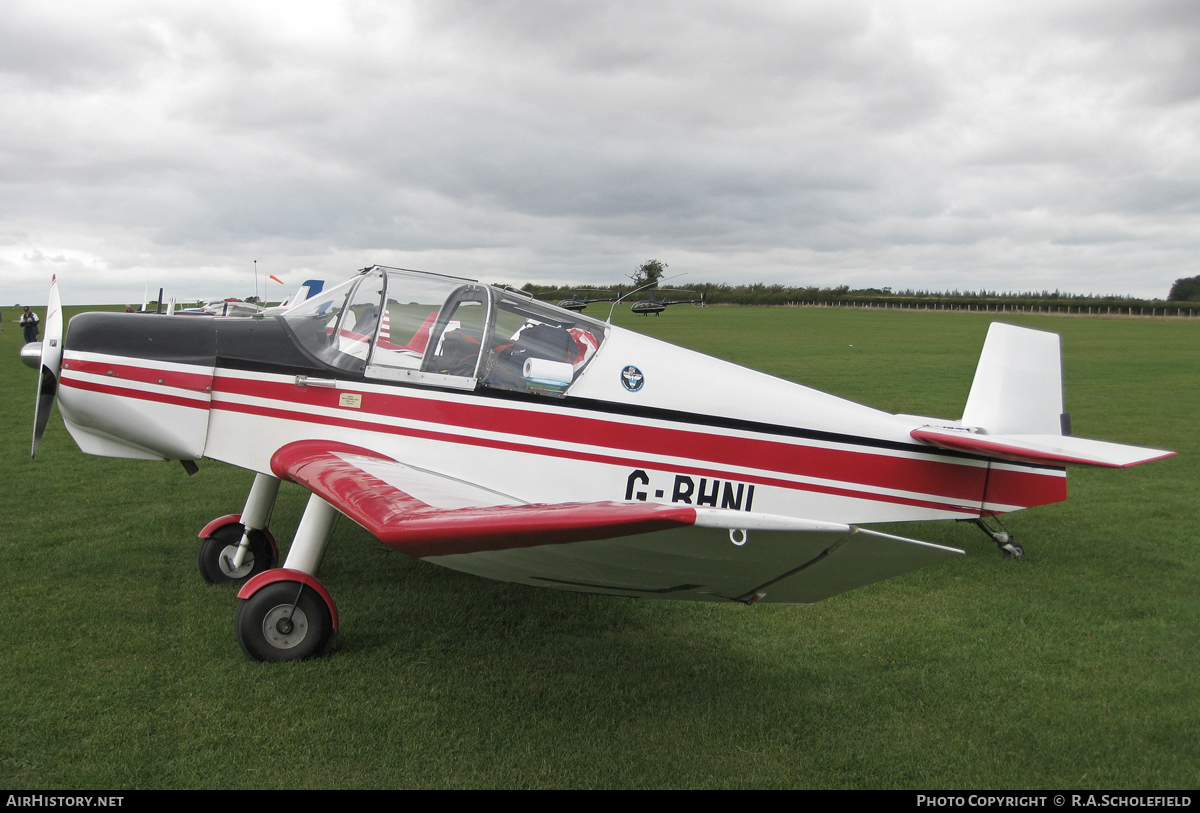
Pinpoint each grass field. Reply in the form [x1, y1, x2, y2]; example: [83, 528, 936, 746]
[0, 304, 1196, 789]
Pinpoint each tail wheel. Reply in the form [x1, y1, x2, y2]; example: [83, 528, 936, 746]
[999, 539, 1025, 558]
[198, 523, 276, 585]
[236, 580, 335, 662]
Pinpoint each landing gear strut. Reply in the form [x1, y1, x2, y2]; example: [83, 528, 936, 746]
[235, 493, 340, 661]
[197, 473, 281, 584]
[967, 515, 1023, 558]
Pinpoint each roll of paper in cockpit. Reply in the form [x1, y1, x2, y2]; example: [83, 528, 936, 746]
[523, 358, 574, 385]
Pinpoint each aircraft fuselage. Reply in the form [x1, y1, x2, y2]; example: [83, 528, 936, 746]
[56, 271, 1066, 540]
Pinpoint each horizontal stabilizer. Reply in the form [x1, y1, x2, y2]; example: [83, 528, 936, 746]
[911, 426, 1175, 468]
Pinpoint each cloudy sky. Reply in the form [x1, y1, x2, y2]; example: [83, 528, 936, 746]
[2, 0, 1198, 305]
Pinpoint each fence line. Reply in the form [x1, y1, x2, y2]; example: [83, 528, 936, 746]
[781, 301, 1198, 317]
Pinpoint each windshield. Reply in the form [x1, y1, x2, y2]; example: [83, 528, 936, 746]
[283, 266, 608, 390]
[281, 271, 385, 373]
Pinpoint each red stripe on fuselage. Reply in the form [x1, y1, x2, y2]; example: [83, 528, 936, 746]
[211, 371, 1065, 512]
[63, 358, 212, 393]
[213, 373, 997, 503]
[984, 465, 1066, 509]
[57, 355, 1064, 514]
[214, 394, 978, 513]
[60, 376, 210, 411]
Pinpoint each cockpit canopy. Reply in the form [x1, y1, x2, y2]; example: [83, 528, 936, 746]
[281, 266, 608, 396]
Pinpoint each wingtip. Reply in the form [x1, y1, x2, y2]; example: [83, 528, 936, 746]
[1113, 449, 1177, 468]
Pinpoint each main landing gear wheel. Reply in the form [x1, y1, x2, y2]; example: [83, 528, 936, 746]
[198, 523, 276, 585]
[236, 580, 335, 662]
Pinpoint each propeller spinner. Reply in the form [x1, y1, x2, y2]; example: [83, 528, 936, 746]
[31, 276, 63, 457]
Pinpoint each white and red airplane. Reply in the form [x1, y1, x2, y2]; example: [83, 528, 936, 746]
[27, 266, 1173, 661]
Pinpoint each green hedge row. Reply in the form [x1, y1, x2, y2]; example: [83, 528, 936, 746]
[516, 282, 1197, 316]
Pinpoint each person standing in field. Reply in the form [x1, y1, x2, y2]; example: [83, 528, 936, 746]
[20, 306, 39, 343]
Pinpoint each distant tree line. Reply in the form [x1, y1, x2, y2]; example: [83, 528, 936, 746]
[509, 260, 1199, 315]
[518, 280, 1197, 314]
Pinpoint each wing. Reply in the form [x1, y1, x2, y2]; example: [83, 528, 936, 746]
[270, 440, 964, 605]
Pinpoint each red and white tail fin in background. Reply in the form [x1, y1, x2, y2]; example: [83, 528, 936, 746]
[912, 323, 1174, 468]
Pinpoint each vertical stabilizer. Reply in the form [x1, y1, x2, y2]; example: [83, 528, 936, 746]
[962, 323, 1063, 436]
[913, 321, 1172, 467]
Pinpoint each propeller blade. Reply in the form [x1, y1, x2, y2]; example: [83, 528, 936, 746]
[31, 276, 63, 458]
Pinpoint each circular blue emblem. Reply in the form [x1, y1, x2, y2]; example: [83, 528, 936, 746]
[620, 365, 644, 392]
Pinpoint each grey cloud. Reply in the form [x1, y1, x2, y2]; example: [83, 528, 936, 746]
[2, 0, 1198, 305]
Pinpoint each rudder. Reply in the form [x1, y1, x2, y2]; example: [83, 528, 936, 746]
[962, 322, 1064, 435]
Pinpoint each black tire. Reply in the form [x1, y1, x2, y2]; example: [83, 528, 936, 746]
[235, 580, 335, 662]
[198, 523, 275, 585]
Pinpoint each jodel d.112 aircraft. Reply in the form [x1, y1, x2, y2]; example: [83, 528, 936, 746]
[28, 266, 1172, 660]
